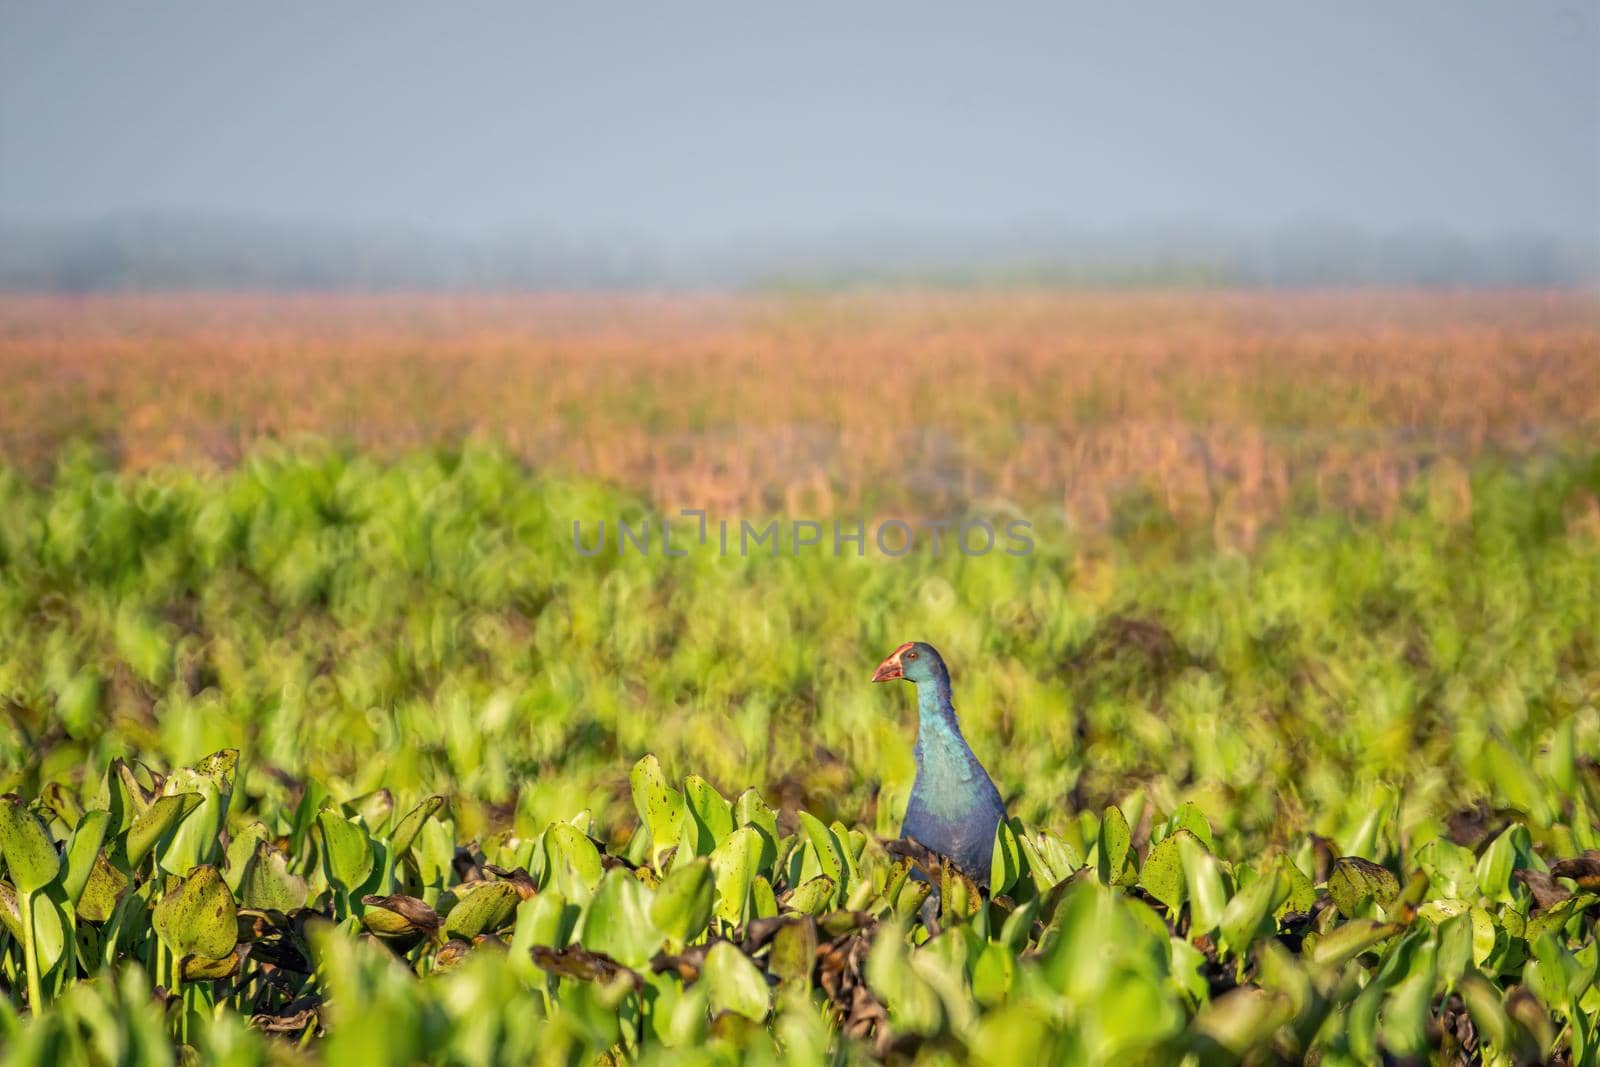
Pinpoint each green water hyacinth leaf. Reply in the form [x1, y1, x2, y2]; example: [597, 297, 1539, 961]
[711, 826, 765, 926]
[42, 780, 84, 832]
[1347, 978, 1388, 1064]
[628, 757, 684, 866]
[1484, 737, 1551, 825]
[181, 947, 244, 981]
[1220, 866, 1290, 956]
[866, 920, 944, 1035]
[972, 941, 1015, 1006]
[43, 780, 85, 831]
[0, 796, 60, 893]
[650, 858, 713, 944]
[0, 880, 20, 941]
[703, 940, 770, 1021]
[1417, 837, 1479, 900]
[732, 788, 777, 841]
[1194, 987, 1297, 1058]
[647, 971, 710, 1048]
[1477, 824, 1535, 902]
[158, 749, 237, 874]
[1527, 930, 1585, 1008]
[98, 758, 138, 833]
[1467, 906, 1502, 967]
[751, 874, 778, 918]
[416, 818, 456, 899]
[682, 775, 734, 857]
[1139, 831, 1186, 913]
[1527, 892, 1599, 941]
[240, 843, 308, 912]
[352, 789, 394, 835]
[76, 852, 130, 922]
[360, 894, 441, 948]
[785, 875, 835, 916]
[1123, 893, 1173, 945]
[512, 890, 574, 955]
[1309, 919, 1404, 966]
[883, 857, 912, 902]
[317, 810, 374, 895]
[1170, 936, 1212, 1007]
[1275, 855, 1316, 919]
[828, 820, 860, 882]
[1168, 801, 1214, 851]
[971, 1006, 1056, 1067]
[1346, 924, 1420, 1058]
[1435, 910, 1474, 991]
[999, 897, 1039, 953]
[989, 819, 1021, 896]
[894, 875, 933, 921]
[583, 868, 662, 968]
[1416, 898, 1468, 924]
[387, 794, 446, 859]
[546, 822, 604, 900]
[798, 812, 844, 902]
[60, 809, 109, 906]
[116, 761, 157, 814]
[1458, 974, 1514, 1052]
[443, 880, 519, 939]
[940, 863, 982, 925]
[1178, 832, 1226, 937]
[1096, 804, 1132, 885]
[28, 887, 68, 974]
[125, 792, 202, 870]
[1017, 829, 1079, 893]
[77, 917, 103, 965]
[1547, 715, 1579, 795]
[1340, 785, 1396, 861]
[768, 918, 818, 991]
[1328, 856, 1400, 917]
[223, 821, 268, 894]
[152, 864, 238, 961]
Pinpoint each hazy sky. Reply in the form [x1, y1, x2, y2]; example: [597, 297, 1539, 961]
[2, 3, 1596, 245]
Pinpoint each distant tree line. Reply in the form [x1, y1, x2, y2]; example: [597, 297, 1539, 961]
[0, 213, 1594, 290]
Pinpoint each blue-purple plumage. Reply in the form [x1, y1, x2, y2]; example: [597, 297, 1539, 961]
[873, 641, 1005, 886]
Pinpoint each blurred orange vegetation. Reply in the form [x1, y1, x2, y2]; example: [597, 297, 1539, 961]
[2, 290, 1595, 540]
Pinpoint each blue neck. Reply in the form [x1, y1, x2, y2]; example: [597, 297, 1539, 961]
[906, 659, 995, 826]
[912, 664, 972, 767]
[914, 667, 957, 731]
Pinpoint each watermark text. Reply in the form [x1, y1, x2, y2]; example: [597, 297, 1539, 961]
[572, 510, 1033, 558]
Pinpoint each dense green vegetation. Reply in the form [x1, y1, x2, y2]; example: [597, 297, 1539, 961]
[1, 443, 1598, 1064]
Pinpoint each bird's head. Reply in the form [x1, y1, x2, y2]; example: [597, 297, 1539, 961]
[871, 641, 943, 685]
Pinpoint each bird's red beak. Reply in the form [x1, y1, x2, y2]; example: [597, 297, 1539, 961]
[871, 651, 905, 683]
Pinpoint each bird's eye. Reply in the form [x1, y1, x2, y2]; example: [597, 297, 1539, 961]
[905, 651, 918, 660]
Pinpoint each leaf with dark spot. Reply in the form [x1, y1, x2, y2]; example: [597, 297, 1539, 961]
[239, 842, 308, 913]
[529, 943, 642, 991]
[767, 917, 818, 992]
[361, 893, 442, 948]
[0, 795, 60, 893]
[1550, 851, 1600, 891]
[483, 864, 538, 899]
[151, 864, 237, 960]
[76, 851, 130, 922]
[249, 997, 320, 1034]
[1512, 868, 1570, 911]
[650, 944, 709, 982]
[181, 945, 246, 981]
[433, 938, 474, 971]
[443, 880, 519, 939]
[1327, 857, 1399, 917]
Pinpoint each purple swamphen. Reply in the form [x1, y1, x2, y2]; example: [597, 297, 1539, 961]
[873, 641, 1006, 887]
